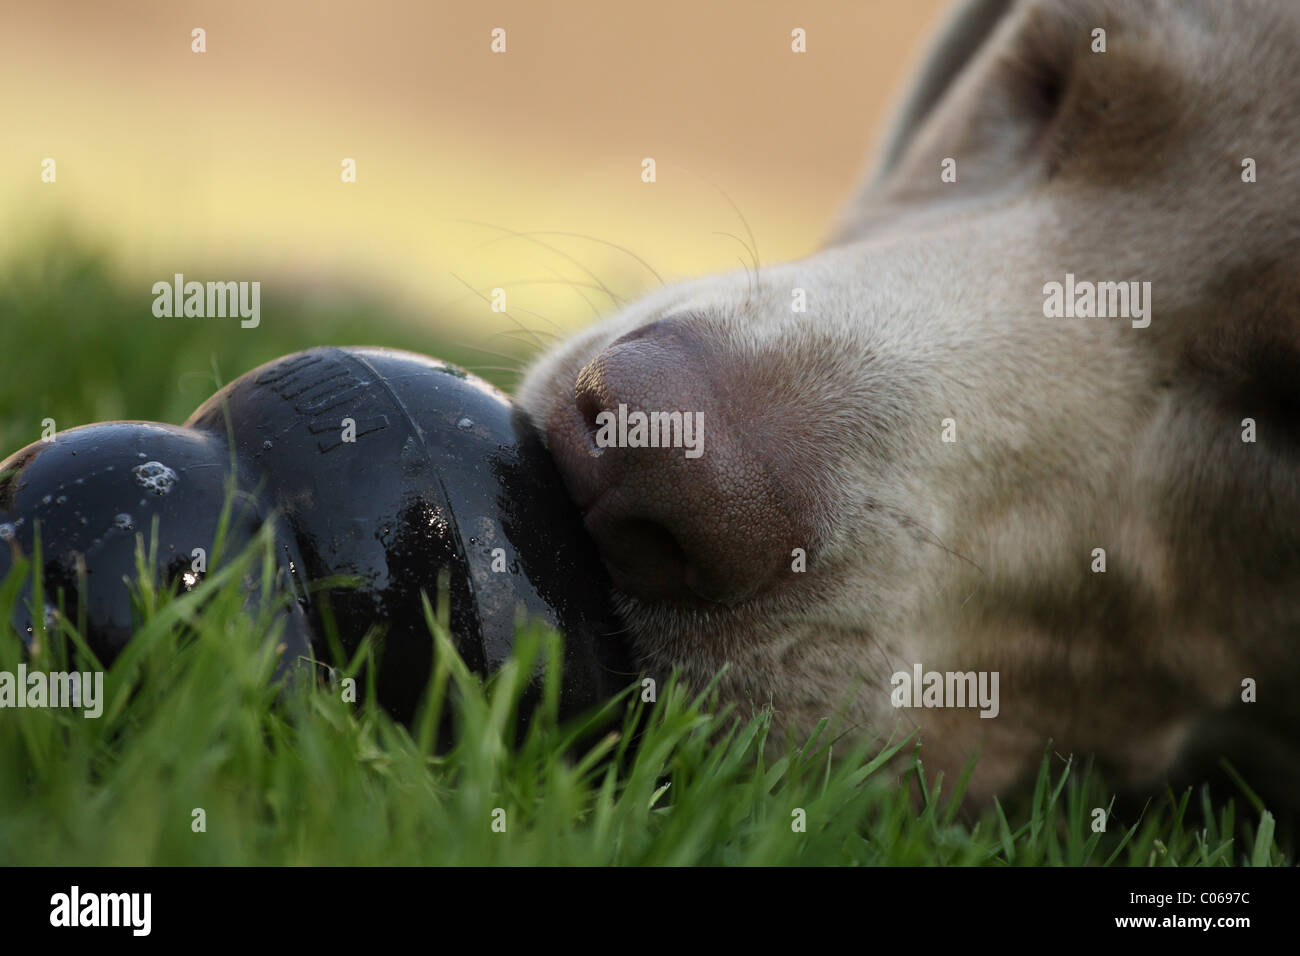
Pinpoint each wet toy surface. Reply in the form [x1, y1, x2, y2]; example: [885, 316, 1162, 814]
[0, 346, 632, 722]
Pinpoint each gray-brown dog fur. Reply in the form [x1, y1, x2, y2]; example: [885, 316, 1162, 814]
[520, 0, 1300, 805]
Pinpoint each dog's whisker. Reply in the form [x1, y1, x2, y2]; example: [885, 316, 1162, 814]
[449, 218, 628, 308]
[437, 272, 610, 324]
[452, 277, 621, 297]
[433, 280, 593, 333]
[447, 271, 551, 352]
[461, 365, 526, 377]
[913, 527, 985, 577]
[713, 231, 760, 297]
[871, 497, 985, 576]
[452, 341, 530, 369]
[532, 259, 606, 321]
[694, 176, 760, 271]
[492, 230, 665, 287]
[493, 325, 560, 346]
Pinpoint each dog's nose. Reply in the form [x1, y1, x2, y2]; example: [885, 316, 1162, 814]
[545, 319, 796, 604]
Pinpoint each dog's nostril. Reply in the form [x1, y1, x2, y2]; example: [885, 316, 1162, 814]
[575, 387, 603, 441]
[547, 319, 801, 605]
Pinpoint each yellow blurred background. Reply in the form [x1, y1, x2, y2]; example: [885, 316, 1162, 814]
[1, 0, 948, 341]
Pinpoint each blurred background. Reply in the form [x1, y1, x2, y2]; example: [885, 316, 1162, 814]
[0, 0, 948, 451]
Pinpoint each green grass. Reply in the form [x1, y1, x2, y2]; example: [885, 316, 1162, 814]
[0, 236, 1290, 865]
[0, 531, 1286, 866]
[0, 229, 525, 457]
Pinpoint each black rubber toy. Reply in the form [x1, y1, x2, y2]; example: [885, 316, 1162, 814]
[0, 346, 632, 722]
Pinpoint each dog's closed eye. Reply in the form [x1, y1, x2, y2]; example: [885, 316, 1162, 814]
[995, 16, 1076, 178]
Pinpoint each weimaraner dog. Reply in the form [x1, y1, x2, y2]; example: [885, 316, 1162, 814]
[520, 0, 1300, 807]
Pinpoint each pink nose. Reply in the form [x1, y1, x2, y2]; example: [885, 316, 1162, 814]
[545, 319, 797, 604]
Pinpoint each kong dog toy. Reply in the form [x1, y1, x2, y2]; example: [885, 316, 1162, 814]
[0, 347, 632, 722]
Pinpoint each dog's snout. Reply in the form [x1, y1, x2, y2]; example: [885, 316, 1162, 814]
[546, 320, 795, 605]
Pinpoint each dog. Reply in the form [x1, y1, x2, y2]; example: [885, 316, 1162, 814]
[518, 0, 1300, 807]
